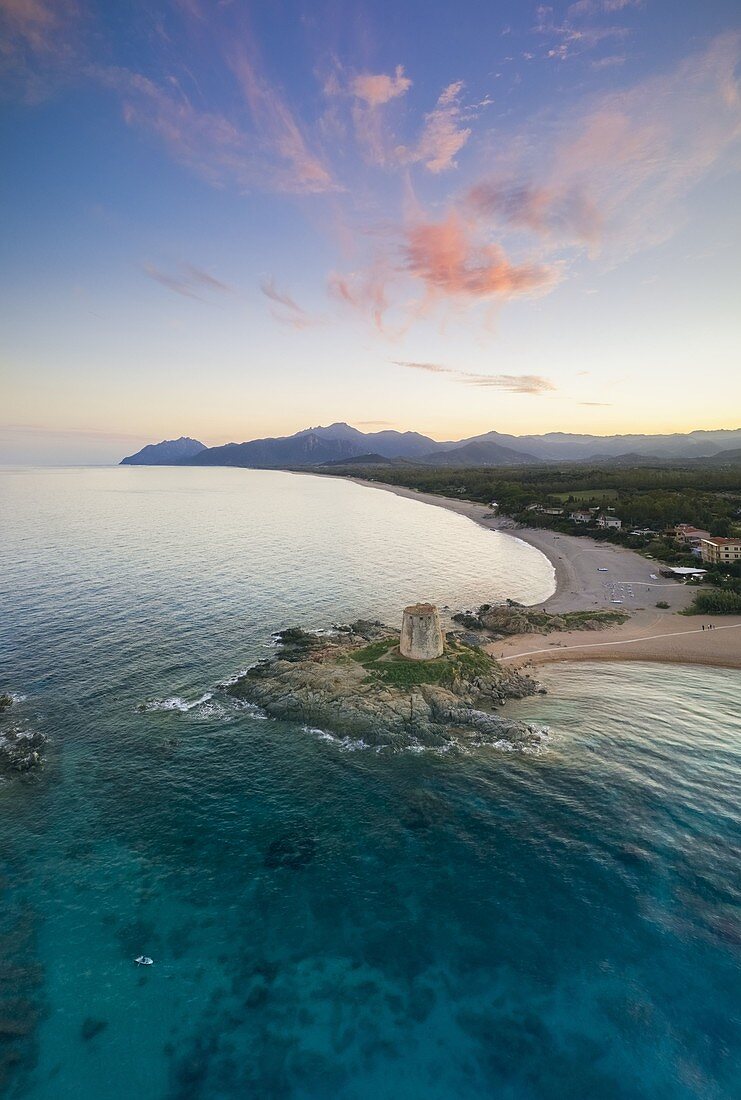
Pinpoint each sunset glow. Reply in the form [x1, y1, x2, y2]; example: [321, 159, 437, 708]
[2, 1, 740, 463]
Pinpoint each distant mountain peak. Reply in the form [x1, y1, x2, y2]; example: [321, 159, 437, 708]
[120, 436, 206, 465]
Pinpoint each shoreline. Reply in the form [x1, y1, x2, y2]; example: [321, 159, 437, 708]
[346, 476, 741, 672]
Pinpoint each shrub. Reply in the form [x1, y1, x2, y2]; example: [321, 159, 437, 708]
[655, 601, 670, 609]
[683, 590, 741, 615]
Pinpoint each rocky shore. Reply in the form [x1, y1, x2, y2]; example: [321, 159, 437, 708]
[227, 621, 546, 749]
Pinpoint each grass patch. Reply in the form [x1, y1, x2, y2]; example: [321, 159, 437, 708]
[348, 637, 398, 664]
[352, 636, 496, 688]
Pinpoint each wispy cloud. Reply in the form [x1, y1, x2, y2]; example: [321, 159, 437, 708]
[393, 360, 450, 374]
[398, 81, 472, 173]
[466, 180, 602, 245]
[328, 267, 389, 331]
[568, 0, 642, 16]
[143, 262, 232, 300]
[590, 54, 627, 70]
[229, 47, 337, 194]
[394, 361, 555, 394]
[467, 34, 741, 259]
[95, 40, 339, 197]
[0, 0, 81, 100]
[260, 277, 316, 328]
[534, 3, 630, 61]
[579, 401, 612, 406]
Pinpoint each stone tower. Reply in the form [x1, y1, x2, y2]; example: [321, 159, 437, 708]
[400, 603, 444, 661]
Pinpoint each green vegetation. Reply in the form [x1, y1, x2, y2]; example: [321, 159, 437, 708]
[321, 463, 741, 543]
[683, 590, 741, 615]
[350, 636, 495, 688]
[655, 601, 670, 609]
[348, 637, 397, 664]
[552, 489, 618, 503]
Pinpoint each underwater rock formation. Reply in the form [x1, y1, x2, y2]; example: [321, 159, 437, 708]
[0, 696, 46, 776]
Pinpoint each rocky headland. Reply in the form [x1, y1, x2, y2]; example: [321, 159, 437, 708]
[227, 621, 546, 749]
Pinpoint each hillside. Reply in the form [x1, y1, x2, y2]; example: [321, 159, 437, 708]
[121, 437, 206, 465]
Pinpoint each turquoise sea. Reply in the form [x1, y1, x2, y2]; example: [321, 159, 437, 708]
[1, 467, 739, 1099]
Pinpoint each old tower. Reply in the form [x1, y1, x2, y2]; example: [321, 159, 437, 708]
[399, 603, 444, 660]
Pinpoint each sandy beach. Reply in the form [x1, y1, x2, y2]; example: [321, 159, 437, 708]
[349, 477, 741, 670]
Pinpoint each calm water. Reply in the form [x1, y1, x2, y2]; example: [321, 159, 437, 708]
[1, 467, 739, 1099]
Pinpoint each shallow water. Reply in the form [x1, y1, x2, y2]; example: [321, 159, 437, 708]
[1, 468, 739, 1098]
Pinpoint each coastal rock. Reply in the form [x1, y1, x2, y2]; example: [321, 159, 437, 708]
[453, 605, 629, 637]
[0, 696, 46, 775]
[227, 623, 542, 748]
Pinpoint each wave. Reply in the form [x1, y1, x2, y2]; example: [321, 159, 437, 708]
[139, 691, 268, 724]
[301, 726, 372, 752]
[141, 692, 214, 713]
[301, 723, 551, 756]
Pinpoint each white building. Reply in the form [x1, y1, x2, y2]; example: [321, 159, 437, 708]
[597, 514, 622, 530]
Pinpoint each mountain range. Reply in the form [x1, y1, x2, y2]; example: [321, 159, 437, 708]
[120, 424, 741, 469]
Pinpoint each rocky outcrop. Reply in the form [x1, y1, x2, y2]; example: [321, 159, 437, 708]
[227, 621, 544, 748]
[452, 603, 629, 638]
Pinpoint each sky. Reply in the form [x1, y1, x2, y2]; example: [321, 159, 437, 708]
[1, 0, 740, 464]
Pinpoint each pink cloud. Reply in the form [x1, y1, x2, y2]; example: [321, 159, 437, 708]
[398, 81, 472, 173]
[0, 0, 81, 99]
[351, 65, 411, 106]
[96, 61, 337, 196]
[404, 214, 556, 299]
[229, 48, 337, 194]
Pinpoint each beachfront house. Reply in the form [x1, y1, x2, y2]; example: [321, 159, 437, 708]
[570, 510, 592, 523]
[701, 537, 741, 565]
[597, 514, 622, 529]
[675, 524, 711, 546]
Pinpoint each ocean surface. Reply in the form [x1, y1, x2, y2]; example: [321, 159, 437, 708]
[1, 466, 739, 1099]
